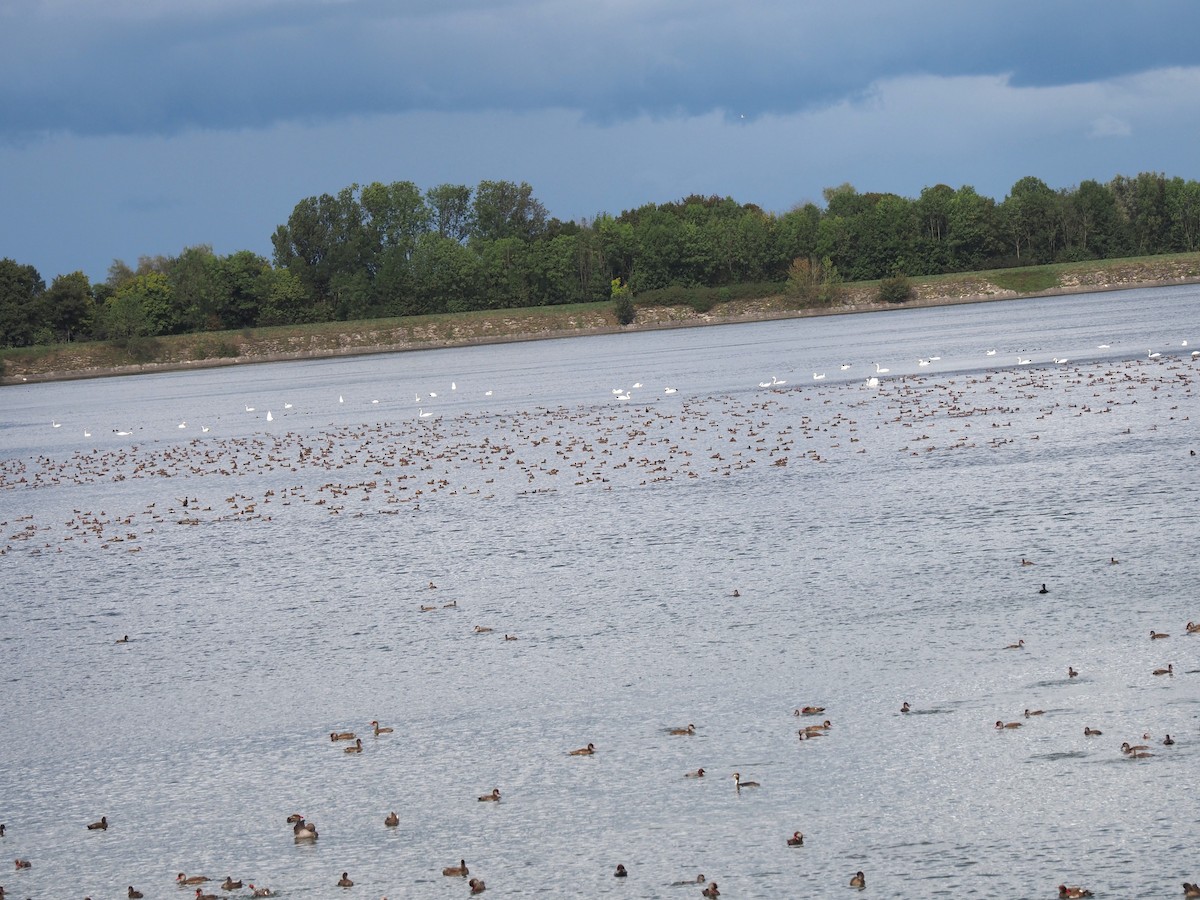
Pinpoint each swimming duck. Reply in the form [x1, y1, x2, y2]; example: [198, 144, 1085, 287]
[1163, 734, 1175, 745]
[850, 871, 866, 888]
[671, 874, 706, 885]
[614, 864, 627, 877]
[194, 889, 218, 900]
[1183, 882, 1200, 898]
[787, 831, 804, 846]
[478, 788, 501, 802]
[1024, 708, 1045, 717]
[443, 859, 469, 877]
[569, 743, 595, 756]
[798, 706, 825, 715]
[370, 720, 393, 735]
[248, 885, 274, 897]
[1058, 886, 1093, 898]
[469, 878, 486, 894]
[385, 811, 399, 826]
[1038, 584, 1049, 594]
[286, 813, 304, 823]
[702, 883, 720, 898]
[87, 816, 108, 830]
[669, 724, 696, 735]
[1004, 639, 1025, 649]
[733, 772, 760, 788]
[1187, 621, 1200, 634]
[1121, 742, 1150, 754]
[474, 625, 494, 633]
[337, 872, 353, 887]
[1151, 631, 1169, 639]
[504, 634, 518, 640]
[1153, 663, 1174, 676]
[1083, 727, 1102, 736]
[127, 888, 143, 899]
[685, 768, 705, 778]
[1021, 558, 1034, 566]
[177, 874, 209, 885]
[116, 635, 130, 643]
[330, 731, 356, 741]
[1068, 667, 1078, 678]
[293, 819, 318, 840]
[900, 701, 910, 713]
[996, 720, 1022, 729]
[344, 737, 363, 753]
[221, 878, 242, 890]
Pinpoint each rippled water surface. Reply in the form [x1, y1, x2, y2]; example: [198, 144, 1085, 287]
[2, 288, 1199, 899]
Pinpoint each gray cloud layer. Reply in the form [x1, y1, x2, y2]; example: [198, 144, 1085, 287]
[4, 0, 1198, 139]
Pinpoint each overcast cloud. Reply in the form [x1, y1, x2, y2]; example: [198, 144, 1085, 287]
[2, 0, 1199, 281]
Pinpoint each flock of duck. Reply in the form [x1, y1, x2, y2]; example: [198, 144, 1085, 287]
[2, 338, 1198, 897]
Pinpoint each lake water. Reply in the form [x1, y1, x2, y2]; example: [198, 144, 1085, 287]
[2, 287, 1198, 899]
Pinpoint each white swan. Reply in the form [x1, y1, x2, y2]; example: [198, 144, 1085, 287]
[338, 395, 344, 404]
[874, 363, 889, 373]
[419, 409, 432, 418]
[986, 349, 997, 356]
[1192, 350, 1199, 359]
[284, 402, 292, 409]
[83, 430, 91, 437]
[116, 430, 132, 436]
[1018, 357, 1031, 365]
[178, 421, 186, 429]
[1052, 357, 1069, 364]
[758, 381, 772, 388]
[371, 399, 379, 404]
[664, 387, 677, 394]
[429, 391, 437, 398]
[266, 411, 273, 421]
[484, 390, 493, 396]
[771, 376, 787, 385]
[632, 382, 642, 388]
[245, 405, 255, 412]
[1098, 344, 1110, 349]
[840, 364, 851, 371]
[451, 382, 457, 390]
[813, 373, 825, 381]
[918, 359, 930, 367]
[929, 356, 941, 361]
[201, 426, 210, 433]
[866, 376, 879, 387]
[1147, 350, 1161, 359]
[52, 421, 62, 428]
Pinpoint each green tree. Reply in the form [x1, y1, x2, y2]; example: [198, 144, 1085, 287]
[1000, 176, 1059, 263]
[108, 272, 174, 336]
[1165, 177, 1200, 252]
[0, 258, 45, 347]
[167, 245, 225, 332]
[470, 180, 548, 243]
[42, 271, 93, 342]
[407, 233, 481, 315]
[256, 268, 319, 326]
[612, 278, 635, 324]
[425, 183, 474, 243]
[220, 251, 271, 329]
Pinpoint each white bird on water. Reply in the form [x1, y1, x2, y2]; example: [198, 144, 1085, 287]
[1148, 349, 1161, 359]
[1018, 357, 1031, 365]
[178, 421, 186, 429]
[201, 425, 209, 433]
[52, 421, 62, 428]
[918, 358, 930, 367]
[452, 382, 457, 390]
[419, 409, 432, 418]
[284, 402, 293, 409]
[664, 387, 677, 394]
[986, 349, 997, 356]
[338, 395, 344, 404]
[266, 410, 273, 421]
[840, 364, 851, 371]
[866, 376, 879, 387]
[771, 376, 787, 386]
[874, 363, 889, 373]
[83, 430, 91, 437]
[813, 373, 825, 381]
[245, 404, 254, 412]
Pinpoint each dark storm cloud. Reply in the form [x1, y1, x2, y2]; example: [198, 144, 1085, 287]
[3, 0, 1198, 139]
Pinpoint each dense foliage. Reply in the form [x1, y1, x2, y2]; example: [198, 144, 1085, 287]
[3, 172, 1200, 348]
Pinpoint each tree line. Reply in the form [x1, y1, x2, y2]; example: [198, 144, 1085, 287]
[3, 171, 1199, 349]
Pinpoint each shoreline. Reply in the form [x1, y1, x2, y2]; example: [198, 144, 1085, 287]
[4, 268, 1199, 387]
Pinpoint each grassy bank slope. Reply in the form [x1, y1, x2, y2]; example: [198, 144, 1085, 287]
[4, 252, 1199, 384]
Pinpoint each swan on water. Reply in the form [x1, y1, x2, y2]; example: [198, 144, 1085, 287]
[266, 411, 273, 421]
[1147, 350, 1161, 359]
[52, 421, 62, 428]
[245, 405, 254, 412]
[986, 349, 997, 356]
[419, 409, 433, 418]
[918, 359, 930, 366]
[338, 395, 344, 404]
[664, 387, 677, 394]
[866, 376, 879, 387]
[284, 402, 293, 409]
[83, 430, 91, 437]
[771, 376, 787, 385]
[1018, 357, 1031, 365]
[813, 373, 825, 381]
[874, 363, 889, 373]
[840, 364, 851, 370]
